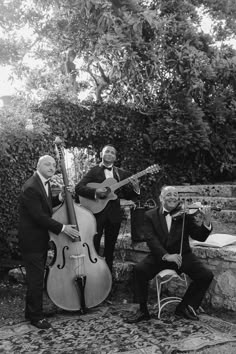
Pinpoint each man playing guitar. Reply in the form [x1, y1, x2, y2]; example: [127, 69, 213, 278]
[75, 144, 140, 274]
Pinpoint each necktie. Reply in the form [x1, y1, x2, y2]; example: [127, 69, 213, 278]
[103, 166, 113, 171]
[44, 180, 51, 197]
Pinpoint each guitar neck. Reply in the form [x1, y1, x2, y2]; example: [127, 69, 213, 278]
[111, 170, 148, 192]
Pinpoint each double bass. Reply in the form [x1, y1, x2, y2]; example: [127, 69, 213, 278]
[47, 137, 112, 312]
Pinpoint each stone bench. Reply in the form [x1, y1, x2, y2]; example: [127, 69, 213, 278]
[113, 234, 236, 311]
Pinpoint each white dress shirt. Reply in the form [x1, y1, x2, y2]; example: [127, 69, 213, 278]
[163, 208, 172, 232]
[103, 166, 114, 179]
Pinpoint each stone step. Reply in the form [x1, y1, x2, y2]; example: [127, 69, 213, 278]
[212, 209, 236, 224]
[211, 221, 236, 235]
[176, 184, 236, 198]
[121, 207, 236, 234]
[180, 196, 236, 211]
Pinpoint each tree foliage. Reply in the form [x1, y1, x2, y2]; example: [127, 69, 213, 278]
[0, 0, 234, 105]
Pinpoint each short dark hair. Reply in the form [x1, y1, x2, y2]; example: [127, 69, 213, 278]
[102, 145, 117, 155]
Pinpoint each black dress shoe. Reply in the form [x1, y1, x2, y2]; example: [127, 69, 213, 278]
[125, 309, 150, 324]
[175, 305, 199, 321]
[25, 309, 57, 320]
[186, 305, 199, 320]
[30, 318, 51, 329]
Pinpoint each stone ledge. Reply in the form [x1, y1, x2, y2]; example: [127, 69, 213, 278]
[193, 244, 236, 262]
[176, 184, 236, 197]
[182, 196, 236, 210]
[120, 212, 236, 234]
[114, 234, 236, 311]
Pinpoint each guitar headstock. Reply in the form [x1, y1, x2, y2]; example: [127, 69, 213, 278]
[146, 164, 160, 174]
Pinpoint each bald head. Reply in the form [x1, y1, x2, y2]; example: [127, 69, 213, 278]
[160, 186, 179, 211]
[37, 155, 56, 179]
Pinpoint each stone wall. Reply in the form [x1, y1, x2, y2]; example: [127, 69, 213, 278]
[113, 234, 236, 311]
[192, 244, 236, 310]
[113, 184, 236, 311]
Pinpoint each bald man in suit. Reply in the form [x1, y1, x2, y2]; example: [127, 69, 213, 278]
[18, 155, 80, 329]
[126, 186, 213, 323]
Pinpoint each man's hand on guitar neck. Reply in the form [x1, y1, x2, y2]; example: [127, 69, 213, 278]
[95, 187, 110, 199]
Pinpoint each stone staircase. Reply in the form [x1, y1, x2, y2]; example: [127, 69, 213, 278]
[176, 184, 236, 234]
[112, 184, 236, 311]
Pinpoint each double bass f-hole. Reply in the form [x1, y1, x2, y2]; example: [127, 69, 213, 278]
[83, 243, 97, 263]
[57, 246, 69, 269]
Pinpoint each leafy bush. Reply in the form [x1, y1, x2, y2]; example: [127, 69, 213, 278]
[0, 99, 53, 259]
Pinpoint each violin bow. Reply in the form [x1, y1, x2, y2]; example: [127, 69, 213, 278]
[179, 197, 186, 256]
[178, 191, 201, 256]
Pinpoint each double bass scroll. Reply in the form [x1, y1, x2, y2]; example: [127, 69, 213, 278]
[47, 137, 112, 312]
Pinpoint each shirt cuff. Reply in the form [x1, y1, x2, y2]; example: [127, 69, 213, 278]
[61, 225, 65, 232]
[162, 253, 168, 261]
[132, 184, 140, 195]
[204, 223, 212, 230]
[58, 192, 63, 202]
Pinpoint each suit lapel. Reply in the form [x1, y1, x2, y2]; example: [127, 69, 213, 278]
[113, 166, 120, 182]
[157, 207, 169, 236]
[34, 173, 53, 213]
[149, 207, 168, 237]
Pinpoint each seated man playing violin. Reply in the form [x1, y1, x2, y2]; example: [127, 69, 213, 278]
[126, 186, 213, 323]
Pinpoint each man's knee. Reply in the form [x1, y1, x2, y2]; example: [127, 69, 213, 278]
[133, 261, 156, 282]
[133, 262, 147, 279]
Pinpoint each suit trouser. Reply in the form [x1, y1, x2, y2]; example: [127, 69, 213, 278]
[94, 213, 121, 273]
[133, 252, 213, 310]
[22, 251, 47, 321]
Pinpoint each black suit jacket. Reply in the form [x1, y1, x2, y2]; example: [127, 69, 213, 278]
[75, 165, 138, 223]
[18, 172, 63, 253]
[143, 207, 212, 259]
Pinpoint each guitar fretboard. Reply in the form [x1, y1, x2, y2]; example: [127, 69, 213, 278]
[111, 169, 151, 192]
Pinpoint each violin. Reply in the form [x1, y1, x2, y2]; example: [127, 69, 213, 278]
[170, 202, 221, 219]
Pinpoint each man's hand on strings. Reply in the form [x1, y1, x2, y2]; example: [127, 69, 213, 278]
[63, 225, 80, 240]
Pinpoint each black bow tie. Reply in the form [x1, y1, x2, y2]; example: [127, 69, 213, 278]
[163, 210, 171, 216]
[103, 166, 113, 171]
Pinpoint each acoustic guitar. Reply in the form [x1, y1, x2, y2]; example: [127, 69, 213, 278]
[79, 164, 160, 214]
